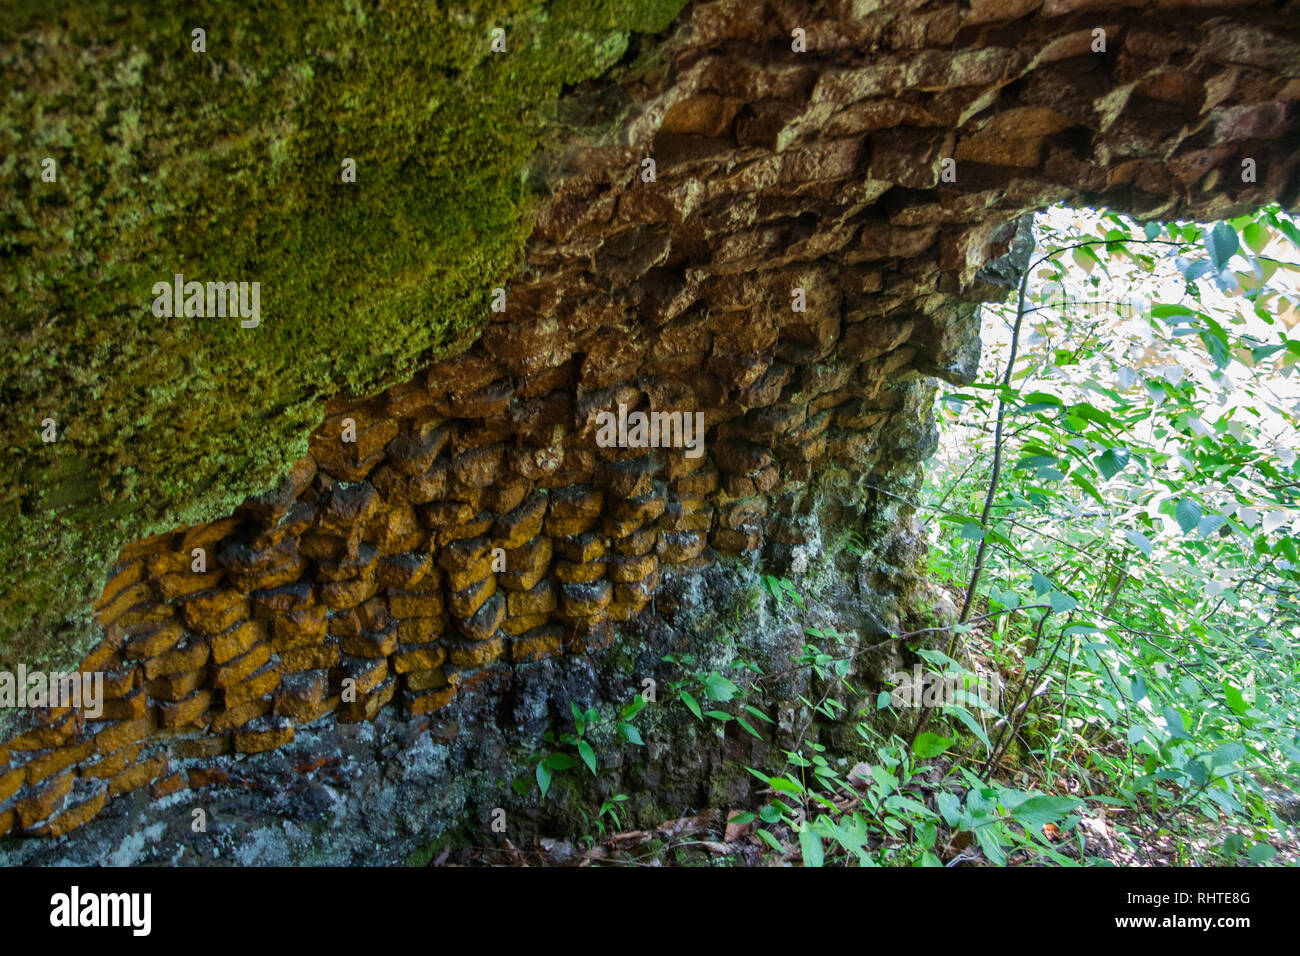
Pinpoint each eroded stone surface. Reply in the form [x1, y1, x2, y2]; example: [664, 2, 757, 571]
[2, 0, 1297, 860]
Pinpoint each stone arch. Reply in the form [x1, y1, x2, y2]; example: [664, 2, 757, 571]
[2, 0, 1297, 860]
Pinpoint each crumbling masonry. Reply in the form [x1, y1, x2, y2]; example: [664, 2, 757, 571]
[2, 0, 1297, 862]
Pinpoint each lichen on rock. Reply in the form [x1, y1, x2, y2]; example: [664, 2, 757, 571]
[0, 0, 687, 679]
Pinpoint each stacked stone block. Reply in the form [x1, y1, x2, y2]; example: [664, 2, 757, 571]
[3, 0, 1297, 840]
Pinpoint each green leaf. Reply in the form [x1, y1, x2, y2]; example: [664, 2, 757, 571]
[1198, 514, 1228, 537]
[759, 804, 782, 824]
[946, 703, 992, 748]
[1049, 591, 1078, 613]
[619, 723, 644, 746]
[737, 717, 763, 740]
[1070, 472, 1104, 504]
[745, 705, 775, 723]
[1204, 222, 1239, 271]
[1095, 447, 1131, 479]
[770, 776, 805, 795]
[1199, 331, 1230, 369]
[1031, 572, 1054, 596]
[680, 690, 703, 721]
[704, 672, 741, 702]
[546, 752, 578, 771]
[1124, 528, 1154, 556]
[577, 740, 598, 775]
[1208, 742, 1246, 768]
[1011, 795, 1083, 830]
[1243, 222, 1268, 253]
[936, 791, 962, 826]
[728, 812, 755, 825]
[798, 826, 825, 867]
[1175, 498, 1203, 534]
[535, 761, 551, 798]
[1163, 706, 1191, 740]
[959, 522, 985, 541]
[1223, 681, 1247, 716]
[1248, 842, 1277, 864]
[912, 733, 954, 759]
[705, 709, 732, 722]
[756, 828, 783, 853]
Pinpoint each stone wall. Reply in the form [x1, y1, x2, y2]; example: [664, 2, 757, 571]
[2, 0, 1297, 861]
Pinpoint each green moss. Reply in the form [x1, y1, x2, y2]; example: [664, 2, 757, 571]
[0, 0, 687, 675]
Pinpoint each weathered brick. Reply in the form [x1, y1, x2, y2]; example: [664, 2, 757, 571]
[402, 686, 456, 715]
[279, 642, 340, 673]
[403, 667, 449, 692]
[210, 619, 268, 665]
[502, 612, 550, 635]
[447, 635, 505, 668]
[318, 571, 379, 610]
[220, 541, 309, 595]
[499, 535, 552, 591]
[376, 553, 434, 591]
[144, 639, 211, 680]
[341, 626, 398, 659]
[95, 581, 154, 627]
[210, 699, 272, 733]
[457, 591, 506, 641]
[149, 772, 187, 799]
[397, 615, 446, 644]
[211, 642, 271, 688]
[506, 580, 558, 617]
[9, 713, 76, 749]
[25, 739, 94, 786]
[223, 661, 282, 706]
[559, 580, 613, 619]
[388, 589, 446, 619]
[492, 493, 548, 549]
[94, 559, 145, 613]
[511, 626, 566, 662]
[609, 553, 661, 583]
[79, 742, 144, 780]
[554, 532, 606, 563]
[99, 685, 149, 721]
[251, 581, 315, 619]
[121, 622, 185, 661]
[271, 604, 328, 652]
[338, 677, 396, 723]
[234, 718, 295, 755]
[315, 545, 379, 587]
[158, 689, 213, 729]
[393, 644, 446, 675]
[44, 786, 108, 837]
[94, 716, 156, 754]
[274, 670, 328, 720]
[16, 771, 74, 827]
[172, 735, 233, 759]
[155, 568, 225, 601]
[0, 765, 24, 804]
[554, 559, 606, 584]
[484, 479, 532, 514]
[182, 590, 251, 636]
[335, 656, 388, 696]
[448, 574, 496, 619]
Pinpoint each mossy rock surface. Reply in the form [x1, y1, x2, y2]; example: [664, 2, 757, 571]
[0, 0, 686, 673]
